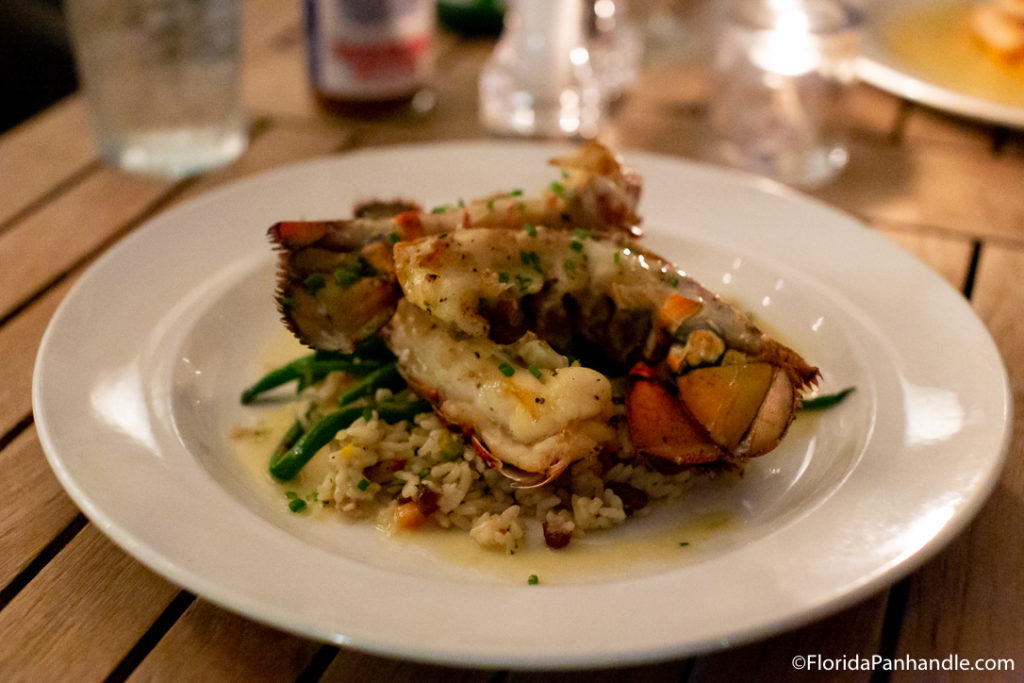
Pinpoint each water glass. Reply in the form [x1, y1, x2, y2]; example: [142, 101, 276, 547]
[66, 0, 248, 178]
[709, 0, 862, 188]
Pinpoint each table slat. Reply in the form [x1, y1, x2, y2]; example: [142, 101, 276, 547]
[0, 278, 73, 437]
[0, 426, 81, 592]
[0, 98, 96, 228]
[0, 169, 174, 322]
[126, 599, 321, 682]
[0, 524, 179, 682]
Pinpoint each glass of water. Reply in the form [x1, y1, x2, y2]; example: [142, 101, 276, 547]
[66, 0, 248, 178]
[708, 0, 862, 189]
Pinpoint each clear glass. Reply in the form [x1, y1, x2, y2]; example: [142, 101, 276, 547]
[66, 0, 247, 178]
[709, 0, 862, 188]
[479, 0, 604, 138]
[585, 0, 641, 102]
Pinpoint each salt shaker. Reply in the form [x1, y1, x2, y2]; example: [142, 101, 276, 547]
[479, 0, 604, 138]
[708, 0, 862, 188]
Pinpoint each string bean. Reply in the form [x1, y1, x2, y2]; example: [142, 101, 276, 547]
[799, 387, 855, 411]
[269, 399, 432, 481]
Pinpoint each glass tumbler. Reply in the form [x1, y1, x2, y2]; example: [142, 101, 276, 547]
[66, 0, 248, 178]
[709, 0, 862, 188]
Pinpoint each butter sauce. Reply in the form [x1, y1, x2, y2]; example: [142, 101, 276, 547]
[230, 332, 747, 585]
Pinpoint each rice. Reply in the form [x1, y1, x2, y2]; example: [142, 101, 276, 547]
[311, 395, 696, 553]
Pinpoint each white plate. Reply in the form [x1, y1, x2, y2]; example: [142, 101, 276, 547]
[857, 0, 1024, 129]
[33, 142, 1011, 669]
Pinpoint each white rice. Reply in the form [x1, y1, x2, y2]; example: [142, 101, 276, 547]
[311, 394, 695, 553]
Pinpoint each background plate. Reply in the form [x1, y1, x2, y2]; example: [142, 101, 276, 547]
[857, 0, 1024, 129]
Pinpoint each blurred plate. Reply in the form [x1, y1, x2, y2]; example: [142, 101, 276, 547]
[33, 141, 1011, 669]
[857, 0, 1024, 128]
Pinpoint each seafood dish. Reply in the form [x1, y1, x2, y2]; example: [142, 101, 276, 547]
[241, 142, 831, 553]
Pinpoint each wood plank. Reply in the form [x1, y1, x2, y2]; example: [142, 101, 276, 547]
[900, 103, 1004, 152]
[812, 138, 1024, 244]
[241, 0, 301, 61]
[890, 244, 1024, 682]
[508, 660, 690, 683]
[319, 648, 497, 683]
[847, 85, 904, 139]
[0, 277, 73, 437]
[0, 524, 180, 682]
[127, 599, 321, 682]
[0, 168, 174, 321]
[690, 591, 889, 683]
[0, 97, 97, 228]
[874, 224, 975, 292]
[0, 426, 81, 592]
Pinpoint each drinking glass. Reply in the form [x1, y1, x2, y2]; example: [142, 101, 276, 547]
[66, 0, 248, 178]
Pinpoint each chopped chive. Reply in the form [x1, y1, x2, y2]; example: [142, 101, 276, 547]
[333, 256, 377, 288]
[563, 259, 575, 271]
[523, 222, 537, 237]
[431, 205, 451, 214]
[387, 231, 400, 244]
[572, 228, 590, 240]
[356, 478, 370, 491]
[487, 198, 495, 210]
[508, 189, 523, 197]
[438, 233, 448, 239]
[528, 364, 542, 380]
[613, 250, 621, 264]
[280, 295, 295, 309]
[498, 272, 510, 283]
[288, 498, 307, 513]
[527, 574, 539, 585]
[520, 250, 542, 273]
[549, 181, 565, 197]
[570, 240, 583, 252]
[514, 274, 533, 293]
[679, 541, 690, 547]
[303, 273, 325, 294]
[666, 275, 680, 288]
[498, 362, 515, 377]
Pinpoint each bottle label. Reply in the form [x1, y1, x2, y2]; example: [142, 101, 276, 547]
[306, 0, 434, 100]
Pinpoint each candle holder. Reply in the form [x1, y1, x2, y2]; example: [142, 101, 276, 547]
[708, 0, 862, 188]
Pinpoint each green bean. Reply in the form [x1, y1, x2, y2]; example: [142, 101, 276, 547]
[240, 354, 384, 404]
[799, 387, 855, 411]
[270, 406, 365, 480]
[338, 362, 404, 406]
[375, 399, 433, 424]
[268, 399, 432, 480]
[271, 419, 305, 463]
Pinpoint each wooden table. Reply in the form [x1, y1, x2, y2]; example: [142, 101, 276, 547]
[2, 2, 1022, 680]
